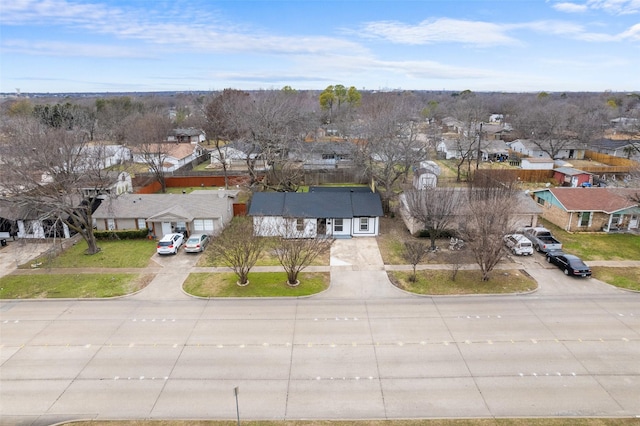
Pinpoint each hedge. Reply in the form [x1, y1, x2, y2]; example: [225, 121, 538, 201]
[94, 228, 150, 240]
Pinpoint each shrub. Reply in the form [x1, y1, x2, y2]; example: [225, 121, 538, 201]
[94, 228, 150, 240]
[417, 228, 459, 239]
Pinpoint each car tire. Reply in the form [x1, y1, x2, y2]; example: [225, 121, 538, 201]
[546, 256, 551, 263]
[535, 245, 541, 252]
[564, 268, 569, 275]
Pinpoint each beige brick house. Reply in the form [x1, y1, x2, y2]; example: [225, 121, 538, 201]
[531, 187, 640, 233]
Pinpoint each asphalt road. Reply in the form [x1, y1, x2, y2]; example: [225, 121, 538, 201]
[1, 239, 639, 425]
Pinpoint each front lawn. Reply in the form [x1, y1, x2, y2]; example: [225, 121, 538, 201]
[592, 266, 640, 291]
[389, 269, 537, 295]
[23, 239, 158, 269]
[0, 273, 153, 298]
[539, 219, 640, 261]
[183, 272, 329, 297]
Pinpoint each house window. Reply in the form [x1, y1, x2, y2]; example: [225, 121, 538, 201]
[536, 197, 545, 206]
[107, 219, 115, 230]
[578, 211, 591, 227]
[359, 218, 369, 231]
[612, 213, 622, 225]
[296, 218, 305, 232]
[137, 218, 146, 230]
[334, 218, 343, 232]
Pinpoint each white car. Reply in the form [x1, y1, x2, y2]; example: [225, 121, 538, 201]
[503, 233, 534, 256]
[184, 234, 210, 253]
[156, 233, 184, 255]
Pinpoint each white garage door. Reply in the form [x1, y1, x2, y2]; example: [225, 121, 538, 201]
[193, 219, 215, 232]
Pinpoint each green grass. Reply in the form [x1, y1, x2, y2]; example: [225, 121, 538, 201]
[539, 218, 640, 261]
[65, 418, 640, 426]
[0, 273, 153, 298]
[592, 266, 640, 291]
[389, 269, 537, 295]
[183, 272, 329, 297]
[24, 239, 158, 269]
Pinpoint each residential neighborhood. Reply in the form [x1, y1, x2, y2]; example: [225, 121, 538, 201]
[1, 88, 640, 424]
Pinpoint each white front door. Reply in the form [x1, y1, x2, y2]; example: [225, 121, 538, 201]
[161, 222, 172, 236]
[630, 215, 639, 229]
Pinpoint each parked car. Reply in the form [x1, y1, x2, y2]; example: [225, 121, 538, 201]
[522, 227, 562, 253]
[184, 233, 210, 253]
[546, 251, 592, 277]
[503, 234, 534, 256]
[156, 233, 184, 255]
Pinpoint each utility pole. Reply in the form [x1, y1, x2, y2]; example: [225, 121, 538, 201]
[234, 386, 240, 426]
[475, 122, 483, 171]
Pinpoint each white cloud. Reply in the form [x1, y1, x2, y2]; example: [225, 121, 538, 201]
[587, 0, 640, 15]
[357, 18, 519, 46]
[1, 39, 153, 58]
[552, 0, 640, 15]
[553, 2, 589, 13]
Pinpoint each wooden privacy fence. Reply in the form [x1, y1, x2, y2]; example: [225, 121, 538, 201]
[585, 150, 637, 167]
[474, 169, 554, 183]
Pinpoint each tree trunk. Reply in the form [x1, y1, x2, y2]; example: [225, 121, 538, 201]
[83, 231, 101, 255]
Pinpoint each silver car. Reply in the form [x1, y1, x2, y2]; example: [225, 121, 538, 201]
[184, 233, 210, 253]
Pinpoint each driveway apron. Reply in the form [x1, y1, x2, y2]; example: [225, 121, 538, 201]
[319, 238, 409, 299]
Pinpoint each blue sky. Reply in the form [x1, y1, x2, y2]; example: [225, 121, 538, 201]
[1, 0, 639, 93]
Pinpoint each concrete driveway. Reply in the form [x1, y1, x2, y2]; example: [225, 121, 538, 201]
[0, 239, 56, 279]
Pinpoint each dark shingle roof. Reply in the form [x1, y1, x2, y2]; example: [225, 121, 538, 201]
[248, 191, 383, 218]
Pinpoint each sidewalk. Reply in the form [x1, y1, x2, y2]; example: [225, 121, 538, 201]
[2, 237, 638, 301]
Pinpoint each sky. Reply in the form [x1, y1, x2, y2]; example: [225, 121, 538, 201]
[1, 0, 639, 94]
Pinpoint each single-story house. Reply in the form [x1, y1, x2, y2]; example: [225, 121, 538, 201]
[288, 141, 356, 169]
[131, 143, 205, 172]
[168, 128, 206, 144]
[509, 139, 587, 160]
[441, 117, 465, 134]
[520, 157, 555, 170]
[248, 187, 383, 238]
[399, 189, 541, 235]
[208, 141, 270, 171]
[531, 187, 640, 233]
[590, 138, 640, 161]
[509, 139, 551, 158]
[437, 138, 476, 160]
[92, 189, 240, 239]
[480, 140, 510, 162]
[0, 198, 71, 239]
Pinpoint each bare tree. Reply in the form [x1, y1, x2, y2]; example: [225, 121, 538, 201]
[458, 182, 519, 281]
[355, 92, 429, 209]
[204, 89, 251, 188]
[209, 217, 267, 286]
[245, 90, 314, 189]
[402, 240, 427, 282]
[512, 97, 578, 159]
[402, 187, 460, 250]
[273, 221, 334, 286]
[125, 113, 174, 193]
[1, 116, 117, 254]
